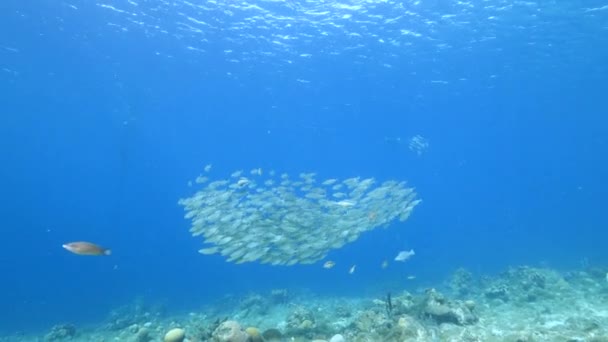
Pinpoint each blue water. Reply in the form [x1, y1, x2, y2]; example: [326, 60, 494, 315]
[1, 0, 607, 334]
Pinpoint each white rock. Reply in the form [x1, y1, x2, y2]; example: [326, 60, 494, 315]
[330, 334, 345, 342]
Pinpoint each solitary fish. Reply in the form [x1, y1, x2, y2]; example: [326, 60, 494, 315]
[394, 249, 415, 262]
[349, 264, 356, 274]
[62, 242, 111, 256]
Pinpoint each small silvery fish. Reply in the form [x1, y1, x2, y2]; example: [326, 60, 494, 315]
[349, 264, 356, 274]
[62, 242, 111, 256]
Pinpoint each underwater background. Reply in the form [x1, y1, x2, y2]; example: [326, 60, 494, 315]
[0, 0, 607, 340]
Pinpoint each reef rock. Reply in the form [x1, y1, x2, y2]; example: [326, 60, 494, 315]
[421, 289, 478, 325]
[212, 320, 248, 342]
[329, 334, 346, 342]
[245, 327, 263, 342]
[392, 315, 428, 339]
[262, 328, 283, 342]
[44, 324, 76, 341]
[287, 306, 316, 334]
[164, 328, 185, 342]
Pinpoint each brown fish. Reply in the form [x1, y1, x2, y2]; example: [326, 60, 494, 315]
[62, 241, 111, 256]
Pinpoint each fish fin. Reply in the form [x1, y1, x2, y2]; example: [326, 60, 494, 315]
[104, 249, 112, 256]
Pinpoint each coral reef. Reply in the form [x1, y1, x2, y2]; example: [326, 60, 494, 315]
[329, 334, 345, 342]
[419, 288, 478, 325]
[449, 268, 475, 297]
[44, 324, 76, 341]
[483, 266, 568, 304]
[4, 264, 608, 342]
[286, 306, 316, 337]
[105, 299, 161, 331]
[134, 327, 152, 342]
[239, 294, 270, 318]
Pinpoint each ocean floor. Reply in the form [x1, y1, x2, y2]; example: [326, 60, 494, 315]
[4, 265, 608, 342]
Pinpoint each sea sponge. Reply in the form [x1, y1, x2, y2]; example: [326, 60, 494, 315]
[164, 328, 185, 342]
[245, 327, 263, 342]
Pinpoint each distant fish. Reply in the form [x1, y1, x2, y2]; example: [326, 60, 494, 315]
[236, 177, 250, 188]
[349, 264, 356, 274]
[394, 249, 415, 262]
[62, 242, 111, 256]
[407, 275, 416, 280]
[332, 200, 356, 207]
[381, 260, 389, 269]
[323, 260, 336, 269]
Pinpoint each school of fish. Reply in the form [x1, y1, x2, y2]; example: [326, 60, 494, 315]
[178, 167, 421, 266]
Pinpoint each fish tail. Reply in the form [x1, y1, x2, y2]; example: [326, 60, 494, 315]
[103, 249, 112, 256]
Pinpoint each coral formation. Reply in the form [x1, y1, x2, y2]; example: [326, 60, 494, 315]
[419, 288, 478, 325]
[6, 264, 608, 342]
[329, 334, 345, 342]
[105, 300, 160, 331]
[134, 327, 152, 342]
[483, 266, 568, 304]
[261, 328, 283, 341]
[44, 324, 76, 341]
[244, 327, 263, 342]
[163, 328, 185, 342]
[239, 294, 269, 318]
[286, 306, 317, 337]
[212, 321, 248, 342]
[449, 268, 475, 296]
